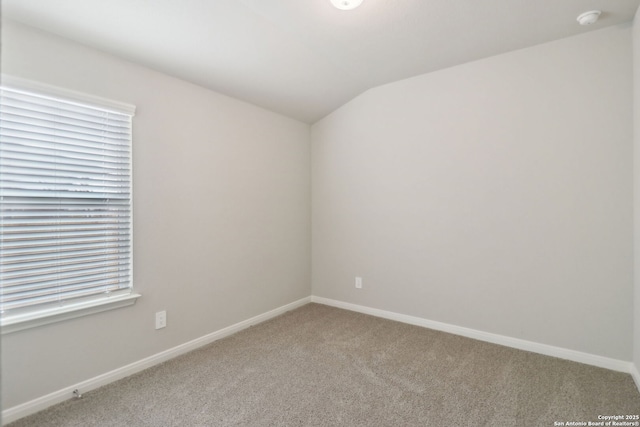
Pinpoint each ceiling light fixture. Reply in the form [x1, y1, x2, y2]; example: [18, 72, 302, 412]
[577, 10, 601, 25]
[330, 0, 363, 10]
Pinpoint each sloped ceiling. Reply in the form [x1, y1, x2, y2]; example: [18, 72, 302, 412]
[2, 0, 639, 123]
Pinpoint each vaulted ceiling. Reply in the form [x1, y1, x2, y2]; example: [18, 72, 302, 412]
[3, 0, 640, 123]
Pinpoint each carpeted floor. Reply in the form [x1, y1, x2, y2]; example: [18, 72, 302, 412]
[7, 303, 640, 426]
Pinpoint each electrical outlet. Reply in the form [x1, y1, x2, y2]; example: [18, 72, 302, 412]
[355, 277, 363, 289]
[155, 310, 167, 329]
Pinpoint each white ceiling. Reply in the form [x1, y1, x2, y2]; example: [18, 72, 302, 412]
[2, 0, 639, 123]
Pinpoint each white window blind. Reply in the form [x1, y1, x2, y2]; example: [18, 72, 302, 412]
[0, 83, 134, 319]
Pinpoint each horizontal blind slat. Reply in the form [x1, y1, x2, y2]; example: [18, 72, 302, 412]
[0, 144, 130, 167]
[0, 90, 130, 123]
[0, 129, 129, 150]
[0, 237, 129, 251]
[1, 117, 130, 142]
[1, 110, 131, 140]
[0, 133, 127, 158]
[1, 243, 130, 260]
[1, 249, 131, 267]
[0, 148, 129, 166]
[0, 134, 129, 156]
[2, 265, 130, 288]
[1, 166, 130, 183]
[2, 284, 130, 311]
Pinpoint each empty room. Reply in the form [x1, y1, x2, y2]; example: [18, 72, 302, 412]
[1, 0, 640, 426]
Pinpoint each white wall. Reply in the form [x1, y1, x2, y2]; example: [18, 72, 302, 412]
[1, 20, 311, 409]
[312, 25, 634, 361]
[633, 6, 640, 378]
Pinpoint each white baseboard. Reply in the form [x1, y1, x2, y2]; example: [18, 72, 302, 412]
[311, 296, 634, 374]
[632, 364, 640, 393]
[2, 296, 311, 425]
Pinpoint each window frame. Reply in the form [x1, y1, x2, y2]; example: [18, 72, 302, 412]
[0, 75, 140, 334]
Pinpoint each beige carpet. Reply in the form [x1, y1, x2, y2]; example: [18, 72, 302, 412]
[7, 303, 640, 426]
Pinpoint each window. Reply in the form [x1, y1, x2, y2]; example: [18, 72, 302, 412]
[0, 77, 139, 333]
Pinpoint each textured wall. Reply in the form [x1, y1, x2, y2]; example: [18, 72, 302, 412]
[1, 20, 311, 408]
[312, 26, 633, 360]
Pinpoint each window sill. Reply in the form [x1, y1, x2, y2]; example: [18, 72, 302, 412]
[1, 293, 141, 335]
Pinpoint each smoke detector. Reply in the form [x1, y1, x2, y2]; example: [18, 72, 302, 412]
[330, 0, 363, 10]
[577, 10, 601, 25]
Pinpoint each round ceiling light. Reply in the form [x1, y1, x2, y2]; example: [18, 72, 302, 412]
[577, 10, 601, 25]
[330, 0, 363, 10]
